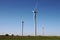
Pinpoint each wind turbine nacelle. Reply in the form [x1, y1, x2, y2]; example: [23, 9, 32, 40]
[22, 21, 24, 23]
[32, 9, 37, 13]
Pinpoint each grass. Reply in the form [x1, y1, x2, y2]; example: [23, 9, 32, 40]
[0, 36, 60, 40]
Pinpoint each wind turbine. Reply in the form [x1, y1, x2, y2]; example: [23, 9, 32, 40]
[21, 17, 24, 36]
[32, 0, 38, 36]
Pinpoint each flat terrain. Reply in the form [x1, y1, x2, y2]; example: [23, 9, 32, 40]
[0, 36, 60, 40]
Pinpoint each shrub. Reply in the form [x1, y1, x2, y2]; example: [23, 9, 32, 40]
[5, 34, 9, 36]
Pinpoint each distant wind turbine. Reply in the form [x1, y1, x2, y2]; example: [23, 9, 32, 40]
[32, 0, 39, 36]
[21, 17, 24, 36]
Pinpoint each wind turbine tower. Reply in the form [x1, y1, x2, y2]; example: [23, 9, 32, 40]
[42, 26, 44, 36]
[32, 0, 38, 36]
[33, 9, 37, 36]
[21, 17, 24, 36]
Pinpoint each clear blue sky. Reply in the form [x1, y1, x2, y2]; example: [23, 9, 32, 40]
[0, 0, 60, 36]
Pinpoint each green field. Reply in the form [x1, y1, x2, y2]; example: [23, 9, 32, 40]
[0, 36, 60, 40]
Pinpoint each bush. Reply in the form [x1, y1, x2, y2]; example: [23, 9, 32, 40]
[11, 34, 14, 36]
[5, 34, 9, 36]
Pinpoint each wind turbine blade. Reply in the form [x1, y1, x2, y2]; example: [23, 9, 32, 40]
[35, 0, 39, 9]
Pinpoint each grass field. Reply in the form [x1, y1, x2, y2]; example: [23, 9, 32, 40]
[0, 36, 60, 40]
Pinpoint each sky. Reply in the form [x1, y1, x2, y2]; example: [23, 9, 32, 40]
[0, 0, 60, 36]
